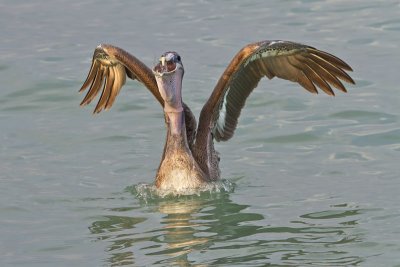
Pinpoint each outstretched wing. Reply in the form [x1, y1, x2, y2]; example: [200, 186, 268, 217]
[197, 40, 355, 142]
[78, 44, 198, 147]
[79, 44, 163, 113]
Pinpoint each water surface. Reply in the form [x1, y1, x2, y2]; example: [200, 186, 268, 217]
[1, 0, 400, 266]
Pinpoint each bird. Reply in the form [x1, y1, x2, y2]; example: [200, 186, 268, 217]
[79, 40, 355, 194]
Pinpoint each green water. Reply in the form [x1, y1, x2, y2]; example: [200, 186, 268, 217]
[1, 0, 399, 266]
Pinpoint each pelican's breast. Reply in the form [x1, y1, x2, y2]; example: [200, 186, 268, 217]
[156, 148, 207, 193]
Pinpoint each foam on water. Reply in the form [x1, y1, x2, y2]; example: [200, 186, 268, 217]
[126, 179, 236, 202]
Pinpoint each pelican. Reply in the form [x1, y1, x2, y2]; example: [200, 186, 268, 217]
[79, 40, 354, 193]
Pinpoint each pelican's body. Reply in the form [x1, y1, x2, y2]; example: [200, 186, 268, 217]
[79, 40, 354, 194]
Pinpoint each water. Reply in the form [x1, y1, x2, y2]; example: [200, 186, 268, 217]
[1, 0, 399, 266]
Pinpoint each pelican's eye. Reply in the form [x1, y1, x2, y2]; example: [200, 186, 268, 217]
[176, 55, 181, 61]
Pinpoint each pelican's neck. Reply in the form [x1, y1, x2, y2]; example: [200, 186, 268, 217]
[154, 69, 185, 137]
[163, 109, 193, 161]
[166, 109, 185, 137]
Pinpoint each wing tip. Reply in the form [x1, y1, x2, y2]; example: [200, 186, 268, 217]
[78, 86, 87, 93]
[348, 76, 356, 85]
[80, 99, 89, 107]
[92, 109, 101, 115]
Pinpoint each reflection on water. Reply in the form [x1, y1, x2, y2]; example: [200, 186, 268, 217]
[89, 192, 364, 266]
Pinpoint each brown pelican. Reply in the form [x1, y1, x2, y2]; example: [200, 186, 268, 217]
[79, 40, 354, 193]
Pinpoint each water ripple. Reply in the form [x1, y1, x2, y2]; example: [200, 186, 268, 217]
[330, 110, 397, 124]
[127, 179, 236, 201]
[352, 129, 400, 147]
[87, 192, 366, 266]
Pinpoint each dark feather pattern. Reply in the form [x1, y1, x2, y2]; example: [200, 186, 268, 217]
[196, 40, 355, 142]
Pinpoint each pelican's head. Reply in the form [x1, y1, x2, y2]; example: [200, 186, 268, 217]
[153, 51, 183, 77]
[153, 52, 184, 113]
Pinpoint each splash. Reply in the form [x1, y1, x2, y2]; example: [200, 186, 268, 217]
[126, 179, 235, 202]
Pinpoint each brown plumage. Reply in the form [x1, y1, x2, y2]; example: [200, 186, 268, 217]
[79, 40, 355, 193]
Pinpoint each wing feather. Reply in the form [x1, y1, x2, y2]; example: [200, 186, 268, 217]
[78, 44, 199, 145]
[289, 56, 334, 95]
[80, 65, 105, 106]
[309, 48, 353, 71]
[295, 54, 347, 93]
[307, 53, 355, 84]
[106, 64, 126, 110]
[79, 44, 162, 113]
[296, 70, 318, 94]
[79, 60, 100, 93]
[196, 40, 355, 144]
[94, 67, 114, 113]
